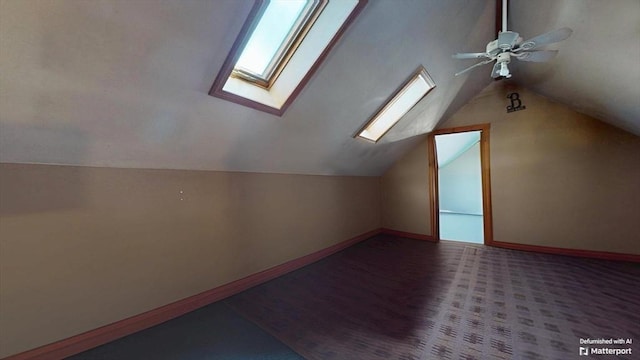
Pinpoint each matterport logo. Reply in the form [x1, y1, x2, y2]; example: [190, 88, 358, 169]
[579, 338, 633, 356]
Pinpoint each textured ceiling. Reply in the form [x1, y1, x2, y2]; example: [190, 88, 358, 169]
[1, 0, 637, 176]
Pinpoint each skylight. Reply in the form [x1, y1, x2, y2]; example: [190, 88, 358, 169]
[233, 0, 316, 85]
[210, 0, 367, 116]
[356, 67, 435, 142]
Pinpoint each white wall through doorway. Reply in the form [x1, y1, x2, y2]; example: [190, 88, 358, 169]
[435, 131, 483, 244]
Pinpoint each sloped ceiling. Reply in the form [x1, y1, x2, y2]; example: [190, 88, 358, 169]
[0, 0, 637, 176]
[435, 131, 480, 168]
[509, 0, 640, 135]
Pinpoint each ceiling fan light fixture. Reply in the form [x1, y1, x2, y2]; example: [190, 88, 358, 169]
[499, 62, 510, 77]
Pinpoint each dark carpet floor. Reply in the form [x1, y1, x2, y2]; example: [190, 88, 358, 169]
[226, 235, 640, 360]
[67, 302, 303, 360]
[69, 235, 640, 359]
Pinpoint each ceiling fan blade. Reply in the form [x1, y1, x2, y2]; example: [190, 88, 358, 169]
[497, 31, 520, 50]
[515, 27, 573, 51]
[454, 59, 494, 76]
[515, 50, 558, 62]
[452, 52, 490, 60]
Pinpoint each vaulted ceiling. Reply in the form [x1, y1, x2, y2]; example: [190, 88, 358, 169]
[509, 0, 640, 136]
[1, 0, 638, 176]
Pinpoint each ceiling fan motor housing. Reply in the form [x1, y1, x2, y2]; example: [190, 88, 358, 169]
[497, 52, 511, 64]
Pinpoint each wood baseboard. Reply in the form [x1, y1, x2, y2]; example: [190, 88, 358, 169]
[488, 240, 640, 263]
[3, 228, 382, 360]
[380, 229, 638, 263]
[381, 228, 437, 242]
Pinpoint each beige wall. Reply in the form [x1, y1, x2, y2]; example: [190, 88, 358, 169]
[382, 81, 640, 254]
[0, 164, 380, 357]
[381, 138, 431, 236]
[3, 82, 639, 358]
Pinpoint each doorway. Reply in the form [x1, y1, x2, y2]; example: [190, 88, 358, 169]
[428, 124, 493, 244]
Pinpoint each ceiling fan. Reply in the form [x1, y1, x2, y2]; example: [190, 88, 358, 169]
[453, 0, 572, 79]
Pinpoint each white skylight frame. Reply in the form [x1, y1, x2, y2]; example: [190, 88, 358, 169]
[356, 66, 436, 143]
[210, 0, 367, 116]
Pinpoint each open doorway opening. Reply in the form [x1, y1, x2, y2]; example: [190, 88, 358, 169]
[436, 131, 483, 243]
[428, 124, 493, 244]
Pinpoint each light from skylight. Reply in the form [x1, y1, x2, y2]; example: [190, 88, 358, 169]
[235, 0, 310, 81]
[357, 67, 436, 142]
[211, 0, 365, 115]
